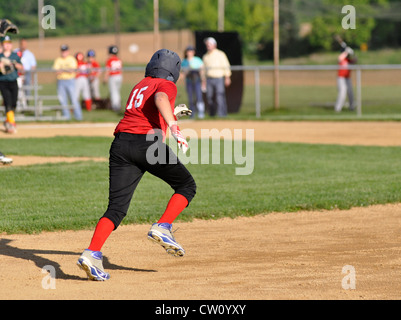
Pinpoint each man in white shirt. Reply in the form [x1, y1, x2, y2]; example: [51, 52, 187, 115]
[15, 38, 37, 99]
[202, 37, 231, 117]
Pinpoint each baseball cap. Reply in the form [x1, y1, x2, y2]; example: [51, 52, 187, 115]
[60, 44, 69, 51]
[186, 45, 195, 51]
[204, 37, 217, 46]
[2, 35, 12, 43]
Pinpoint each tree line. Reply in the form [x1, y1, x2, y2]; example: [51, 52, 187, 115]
[1, 0, 400, 60]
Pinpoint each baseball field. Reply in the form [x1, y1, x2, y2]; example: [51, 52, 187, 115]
[0, 119, 400, 300]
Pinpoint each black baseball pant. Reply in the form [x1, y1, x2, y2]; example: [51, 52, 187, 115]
[0, 80, 19, 112]
[102, 132, 196, 229]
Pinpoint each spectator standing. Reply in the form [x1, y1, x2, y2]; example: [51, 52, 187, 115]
[52, 45, 82, 120]
[14, 39, 36, 99]
[104, 45, 122, 112]
[181, 45, 205, 119]
[202, 37, 231, 117]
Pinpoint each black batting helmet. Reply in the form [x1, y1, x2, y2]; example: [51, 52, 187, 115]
[109, 45, 118, 55]
[145, 49, 181, 83]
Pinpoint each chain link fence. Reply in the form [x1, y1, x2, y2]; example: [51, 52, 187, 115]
[1, 64, 400, 121]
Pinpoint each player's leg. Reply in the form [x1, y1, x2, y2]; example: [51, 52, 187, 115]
[91, 77, 101, 100]
[215, 77, 228, 117]
[78, 134, 145, 280]
[0, 83, 11, 131]
[4, 81, 19, 133]
[115, 75, 123, 110]
[108, 75, 122, 112]
[89, 135, 145, 247]
[195, 79, 205, 119]
[143, 140, 196, 256]
[67, 79, 83, 120]
[206, 78, 216, 116]
[346, 77, 355, 110]
[186, 80, 195, 117]
[334, 77, 347, 112]
[81, 78, 92, 111]
[1, 82, 17, 133]
[57, 80, 71, 120]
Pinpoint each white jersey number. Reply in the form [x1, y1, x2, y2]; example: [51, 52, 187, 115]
[127, 86, 149, 110]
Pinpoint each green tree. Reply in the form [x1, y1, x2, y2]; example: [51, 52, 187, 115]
[185, 0, 218, 31]
[307, 0, 389, 51]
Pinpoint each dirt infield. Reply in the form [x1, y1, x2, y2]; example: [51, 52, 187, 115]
[0, 120, 400, 300]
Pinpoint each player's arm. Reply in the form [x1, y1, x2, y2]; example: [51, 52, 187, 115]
[12, 57, 23, 71]
[155, 92, 176, 125]
[155, 92, 189, 153]
[338, 48, 353, 62]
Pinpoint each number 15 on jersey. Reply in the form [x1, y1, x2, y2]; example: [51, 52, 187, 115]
[127, 86, 149, 110]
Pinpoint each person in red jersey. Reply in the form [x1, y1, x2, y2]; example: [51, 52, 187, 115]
[75, 52, 92, 111]
[77, 49, 196, 281]
[104, 45, 122, 112]
[334, 45, 357, 112]
[86, 49, 101, 102]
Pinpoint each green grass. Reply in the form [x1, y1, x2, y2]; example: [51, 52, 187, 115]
[1, 137, 401, 234]
[0, 136, 112, 158]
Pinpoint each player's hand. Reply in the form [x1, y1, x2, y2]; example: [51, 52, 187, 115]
[345, 47, 354, 56]
[174, 104, 192, 119]
[170, 124, 189, 154]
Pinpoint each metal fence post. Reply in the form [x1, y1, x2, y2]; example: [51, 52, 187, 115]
[255, 67, 261, 118]
[356, 67, 362, 117]
[33, 71, 39, 120]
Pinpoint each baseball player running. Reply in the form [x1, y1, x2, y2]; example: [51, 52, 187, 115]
[0, 19, 19, 164]
[1, 20, 18, 161]
[77, 49, 196, 281]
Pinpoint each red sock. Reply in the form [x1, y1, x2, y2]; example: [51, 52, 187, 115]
[85, 99, 92, 111]
[88, 217, 115, 252]
[158, 194, 188, 224]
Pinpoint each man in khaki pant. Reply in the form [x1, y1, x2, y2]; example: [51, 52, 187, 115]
[202, 37, 231, 117]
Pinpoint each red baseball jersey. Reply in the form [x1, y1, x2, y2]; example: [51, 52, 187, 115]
[106, 56, 122, 76]
[338, 57, 351, 78]
[114, 77, 177, 137]
[88, 60, 100, 77]
[76, 60, 89, 78]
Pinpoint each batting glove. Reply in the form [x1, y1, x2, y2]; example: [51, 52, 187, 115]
[345, 47, 354, 56]
[170, 124, 189, 154]
[174, 104, 192, 119]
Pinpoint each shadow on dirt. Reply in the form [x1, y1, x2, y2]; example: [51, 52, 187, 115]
[0, 238, 156, 281]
